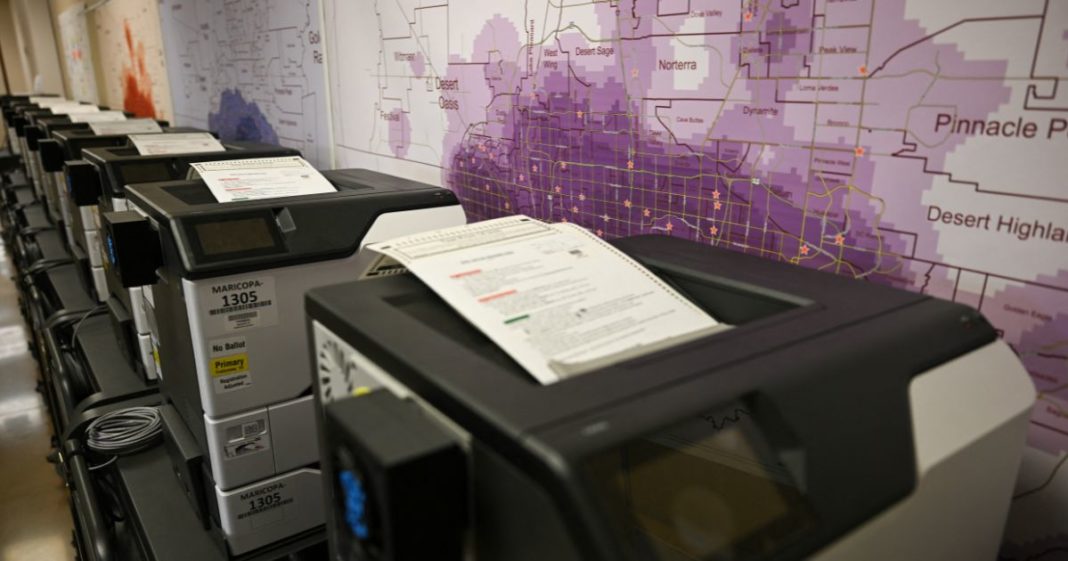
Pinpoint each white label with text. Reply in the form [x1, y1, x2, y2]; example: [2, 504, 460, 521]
[200, 276, 278, 333]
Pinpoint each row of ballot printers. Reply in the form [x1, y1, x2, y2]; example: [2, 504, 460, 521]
[1, 93, 1037, 561]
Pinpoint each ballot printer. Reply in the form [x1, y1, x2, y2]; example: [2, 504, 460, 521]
[27, 111, 137, 224]
[15, 103, 100, 196]
[1, 95, 49, 152]
[69, 141, 294, 301]
[102, 168, 465, 555]
[39, 121, 179, 249]
[67, 141, 298, 383]
[309, 234, 1035, 561]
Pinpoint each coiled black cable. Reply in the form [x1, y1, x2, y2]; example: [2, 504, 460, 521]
[85, 406, 162, 456]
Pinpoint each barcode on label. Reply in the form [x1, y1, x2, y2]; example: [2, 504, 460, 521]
[210, 300, 272, 316]
[228, 311, 259, 322]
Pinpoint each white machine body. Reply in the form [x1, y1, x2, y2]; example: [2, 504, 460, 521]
[52, 170, 78, 248]
[149, 204, 464, 554]
[812, 341, 1033, 561]
[6, 125, 19, 154]
[214, 467, 324, 556]
[42, 166, 63, 223]
[181, 204, 464, 420]
[80, 203, 107, 301]
[26, 144, 43, 198]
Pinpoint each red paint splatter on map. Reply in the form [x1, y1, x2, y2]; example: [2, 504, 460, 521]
[121, 20, 157, 119]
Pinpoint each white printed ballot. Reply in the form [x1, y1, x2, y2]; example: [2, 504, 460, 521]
[32, 98, 72, 107]
[129, 132, 224, 155]
[90, 119, 163, 135]
[190, 156, 336, 202]
[366, 216, 727, 384]
[50, 104, 100, 114]
[69, 111, 127, 123]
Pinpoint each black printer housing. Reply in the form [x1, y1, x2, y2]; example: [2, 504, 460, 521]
[308, 234, 997, 561]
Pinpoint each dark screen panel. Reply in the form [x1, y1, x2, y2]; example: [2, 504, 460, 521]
[195, 218, 278, 256]
[584, 404, 813, 560]
[119, 162, 172, 185]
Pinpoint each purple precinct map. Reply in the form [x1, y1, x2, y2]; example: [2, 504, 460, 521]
[325, 0, 1068, 555]
[158, 0, 331, 166]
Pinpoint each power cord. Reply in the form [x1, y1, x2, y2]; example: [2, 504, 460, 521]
[63, 304, 107, 352]
[85, 406, 162, 457]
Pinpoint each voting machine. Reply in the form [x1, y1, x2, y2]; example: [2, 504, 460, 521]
[67, 141, 299, 384]
[309, 233, 1035, 561]
[27, 110, 141, 224]
[102, 166, 465, 555]
[38, 119, 175, 247]
[70, 140, 296, 301]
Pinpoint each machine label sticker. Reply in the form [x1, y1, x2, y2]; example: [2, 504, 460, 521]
[237, 482, 292, 527]
[203, 276, 278, 332]
[209, 336, 253, 393]
[152, 346, 162, 379]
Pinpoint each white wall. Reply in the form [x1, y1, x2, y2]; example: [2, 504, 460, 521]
[9, 0, 63, 94]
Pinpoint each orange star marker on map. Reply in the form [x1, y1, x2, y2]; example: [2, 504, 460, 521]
[835, 234, 845, 246]
[554, 185, 562, 193]
[627, 160, 635, 170]
[800, 245, 810, 256]
[643, 208, 651, 217]
[709, 225, 719, 236]
[744, 11, 753, 22]
[624, 199, 632, 208]
[712, 189, 721, 200]
[855, 146, 865, 157]
[666, 222, 674, 232]
[714, 201, 722, 211]
[858, 64, 868, 76]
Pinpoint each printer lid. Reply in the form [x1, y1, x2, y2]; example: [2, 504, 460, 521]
[307, 234, 993, 433]
[306, 234, 997, 561]
[80, 140, 299, 199]
[121, 168, 459, 278]
[36, 117, 85, 135]
[52, 126, 201, 161]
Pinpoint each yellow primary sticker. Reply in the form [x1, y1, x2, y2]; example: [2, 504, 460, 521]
[210, 353, 249, 377]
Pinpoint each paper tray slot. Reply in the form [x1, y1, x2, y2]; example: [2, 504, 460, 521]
[651, 266, 809, 326]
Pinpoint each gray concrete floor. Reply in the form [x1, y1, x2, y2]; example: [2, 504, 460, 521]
[0, 236, 75, 560]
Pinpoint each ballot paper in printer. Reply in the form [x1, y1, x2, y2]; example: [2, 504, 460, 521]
[363, 215, 731, 385]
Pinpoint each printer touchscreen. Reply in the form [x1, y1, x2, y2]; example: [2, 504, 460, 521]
[584, 404, 814, 561]
[195, 217, 280, 256]
[118, 161, 172, 185]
